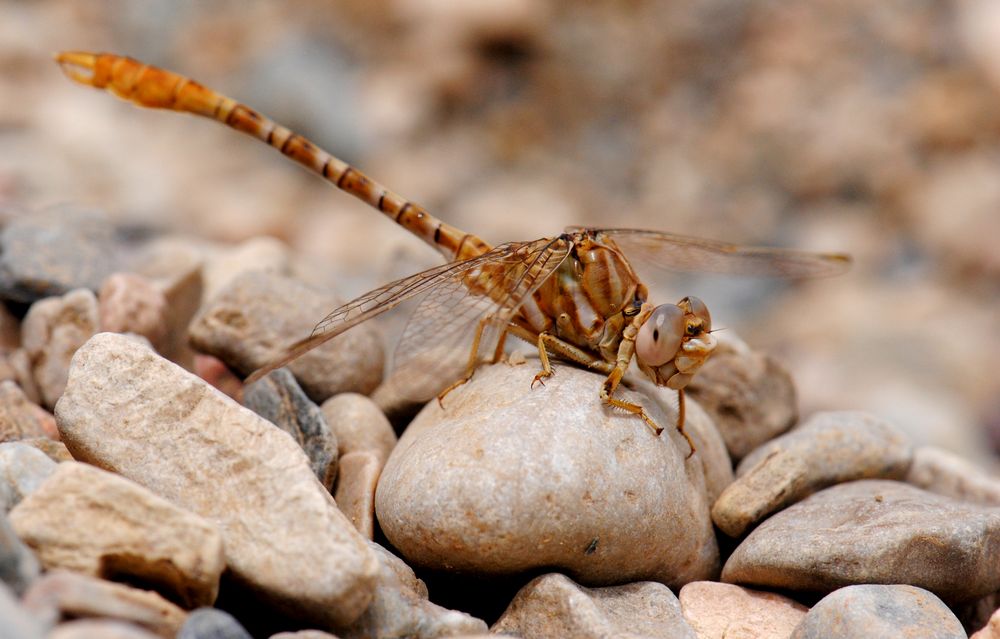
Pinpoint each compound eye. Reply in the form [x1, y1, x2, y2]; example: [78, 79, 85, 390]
[636, 304, 685, 367]
[681, 295, 712, 333]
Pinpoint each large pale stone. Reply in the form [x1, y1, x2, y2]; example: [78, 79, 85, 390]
[9, 461, 224, 608]
[722, 480, 1000, 602]
[376, 362, 719, 586]
[54, 333, 378, 627]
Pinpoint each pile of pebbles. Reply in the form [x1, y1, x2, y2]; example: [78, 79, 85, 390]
[0, 208, 998, 638]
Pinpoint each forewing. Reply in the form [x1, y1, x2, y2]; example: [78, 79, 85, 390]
[389, 237, 571, 400]
[244, 242, 555, 385]
[570, 228, 851, 278]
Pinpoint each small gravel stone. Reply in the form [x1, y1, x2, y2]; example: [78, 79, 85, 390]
[789, 584, 965, 639]
[684, 334, 797, 460]
[22, 571, 187, 638]
[98, 273, 169, 352]
[714, 411, 913, 537]
[0, 511, 40, 595]
[376, 362, 719, 586]
[492, 572, 696, 639]
[0, 208, 126, 304]
[55, 333, 378, 627]
[321, 393, 397, 464]
[339, 542, 487, 639]
[722, 479, 1000, 602]
[335, 451, 380, 539]
[189, 270, 383, 403]
[177, 608, 252, 639]
[48, 620, 162, 639]
[0, 381, 52, 442]
[21, 288, 100, 409]
[9, 461, 224, 608]
[907, 445, 1000, 506]
[244, 369, 338, 490]
[678, 581, 807, 639]
[0, 442, 58, 512]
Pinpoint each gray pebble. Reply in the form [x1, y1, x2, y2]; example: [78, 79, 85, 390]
[177, 608, 252, 639]
[0, 511, 39, 596]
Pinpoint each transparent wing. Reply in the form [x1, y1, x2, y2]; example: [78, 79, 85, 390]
[567, 227, 851, 278]
[388, 236, 571, 400]
[245, 238, 570, 387]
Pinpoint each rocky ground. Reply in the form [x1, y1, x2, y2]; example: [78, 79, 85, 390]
[1, 0, 1000, 638]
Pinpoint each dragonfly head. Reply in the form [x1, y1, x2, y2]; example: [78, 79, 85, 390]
[635, 296, 716, 390]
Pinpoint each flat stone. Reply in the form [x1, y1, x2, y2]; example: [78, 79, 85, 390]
[971, 607, 1000, 639]
[907, 445, 1000, 506]
[22, 571, 187, 638]
[49, 620, 162, 639]
[0, 381, 52, 442]
[790, 584, 965, 639]
[722, 479, 1000, 602]
[335, 451, 380, 539]
[321, 393, 397, 465]
[0, 510, 40, 595]
[244, 369, 338, 490]
[376, 362, 719, 586]
[0, 442, 58, 512]
[339, 542, 487, 639]
[492, 572, 696, 639]
[21, 288, 100, 409]
[714, 411, 913, 537]
[98, 273, 169, 352]
[684, 334, 797, 461]
[55, 333, 378, 627]
[678, 581, 807, 639]
[0, 208, 126, 304]
[188, 270, 383, 403]
[9, 461, 224, 608]
[177, 608, 252, 639]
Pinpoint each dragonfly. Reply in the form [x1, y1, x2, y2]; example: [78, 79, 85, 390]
[56, 51, 851, 456]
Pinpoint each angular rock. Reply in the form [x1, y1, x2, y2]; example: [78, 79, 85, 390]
[907, 445, 1000, 506]
[340, 542, 487, 639]
[0, 442, 58, 512]
[49, 620, 162, 639]
[0, 511, 40, 595]
[0, 580, 45, 639]
[244, 369, 338, 490]
[376, 362, 719, 586]
[98, 273, 169, 352]
[335, 451, 380, 539]
[0, 208, 126, 303]
[21, 288, 100, 409]
[678, 581, 807, 639]
[321, 393, 397, 464]
[790, 584, 965, 639]
[189, 271, 383, 402]
[9, 461, 224, 608]
[714, 411, 913, 537]
[972, 607, 1000, 639]
[684, 334, 797, 460]
[0, 381, 53, 442]
[722, 480, 1000, 602]
[177, 608, 252, 639]
[55, 333, 378, 627]
[492, 572, 696, 639]
[23, 571, 187, 638]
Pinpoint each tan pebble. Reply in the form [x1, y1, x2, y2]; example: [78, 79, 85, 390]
[322, 393, 397, 464]
[335, 451, 382, 539]
[98, 273, 169, 351]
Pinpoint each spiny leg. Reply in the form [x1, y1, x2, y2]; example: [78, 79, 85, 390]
[505, 322, 613, 388]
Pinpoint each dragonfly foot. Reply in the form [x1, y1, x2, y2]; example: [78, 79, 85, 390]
[531, 371, 551, 389]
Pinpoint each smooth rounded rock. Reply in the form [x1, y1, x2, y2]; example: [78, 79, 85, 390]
[98, 273, 169, 352]
[335, 451, 381, 539]
[54, 333, 378, 627]
[790, 584, 965, 639]
[21, 288, 99, 409]
[9, 461, 224, 608]
[714, 411, 913, 537]
[177, 608, 252, 639]
[907, 445, 1000, 506]
[376, 362, 719, 586]
[678, 581, 807, 639]
[321, 393, 397, 464]
[491, 572, 696, 639]
[188, 270, 383, 402]
[722, 479, 1000, 602]
[684, 334, 797, 460]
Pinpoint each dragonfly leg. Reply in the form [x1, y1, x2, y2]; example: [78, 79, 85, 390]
[506, 322, 613, 388]
[436, 315, 495, 406]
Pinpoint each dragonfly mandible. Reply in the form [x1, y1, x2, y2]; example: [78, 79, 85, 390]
[55, 51, 851, 456]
